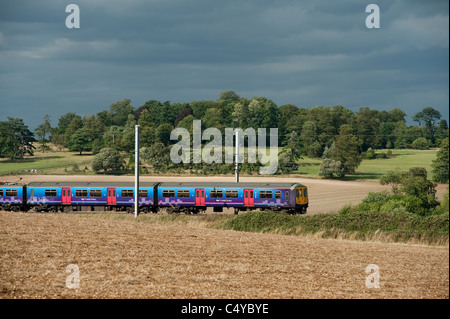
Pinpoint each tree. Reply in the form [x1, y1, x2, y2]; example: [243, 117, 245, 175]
[431, 138, 449, 183]
[174, 108, 193, 127]
[331, 124, 362, 176]
[400, 167, 438, 210]
[379, 169, 403, 194]
[322, 142, 335, 159]
[411, 137, 430, 150]
[202, 108, 223, 129]
[436, 119, 449, 142]
[278, 104, 302, 143]
[155, 123, 174, 146]
[300, 121, 321, 157]
[278, 152, 299, 175]
[140, 142, 171, 170]
[0, 118, 36, 159]
[109, 99, 135, 126]
[69, 127, 91, 155]
[34, 114, 52, 153]
[283, 130, 303, 160]
[319, 159, 345, 178]
[92, 148, 123, 172]
[231, 102, 248, 128]
[218, 90, 240, 102]
[64, 115, 83, 147]
[413, 107, 441, 144]
[389, 108, 406, 123]
[53, 112, 79, 135]
[246, 97, 278, 129]
[355, 107, 381, 151]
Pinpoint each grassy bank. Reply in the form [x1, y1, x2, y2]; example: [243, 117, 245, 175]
[75, 210, 449, 246]
[223, 211, 449, 246]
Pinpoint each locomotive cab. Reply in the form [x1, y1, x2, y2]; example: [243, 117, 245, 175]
[294, 186, 308, 214]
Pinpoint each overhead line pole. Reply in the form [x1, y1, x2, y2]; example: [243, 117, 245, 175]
[235, 130, 239, 183]
[135, 125, 140, 218]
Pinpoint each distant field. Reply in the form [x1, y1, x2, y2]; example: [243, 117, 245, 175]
[0, 148, 439, 180]
[0, 151, 94, 176]
[296, 149, 438, 180]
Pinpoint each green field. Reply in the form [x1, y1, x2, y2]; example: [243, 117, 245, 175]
[296, 149, 438, 180]
[0, 151, 94, 176]
[0, 148, 439, 179]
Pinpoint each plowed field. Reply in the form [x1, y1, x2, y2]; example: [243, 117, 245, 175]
[1, 212, 448, 299]
[0, 175, 448, 299]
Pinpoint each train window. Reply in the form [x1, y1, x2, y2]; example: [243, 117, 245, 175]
[210, 190, 223, 198]
[0, 189, 3, 196]
[250, 190, 253, 198]
[177, 190, 190, 198]
[163, 190, 175, 197]
[275, 191, 281, 199]
[90, 189, 102, 197]
[295, 189, 299, 197]
[45, 189, 57, 197]
[225, 190, 238, 198]
[303, 189, 307, 197]
[286, 191, 289, 200]
[299, 189, 303, 197]
[139, 190, 148, 198]
[76, 189, 88, 197]
[259, 191, 273, 199]
[6, 189, 18, 196]
[121, 190, 134, 197]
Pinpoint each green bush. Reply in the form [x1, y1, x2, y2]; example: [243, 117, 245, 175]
[412, 137, 430, 149]
[224, 211, 449, 245]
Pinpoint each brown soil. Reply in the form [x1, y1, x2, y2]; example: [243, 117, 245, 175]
[0, 211, 448, 299]
[0, 175, 448, 299]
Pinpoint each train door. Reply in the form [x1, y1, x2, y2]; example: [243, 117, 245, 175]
[295, 187, 308, 205]
[62, 188, 71, 205]
[195, 189, 205, 206]
[107, 188, 117, 205]
[244, 189, 254, 207]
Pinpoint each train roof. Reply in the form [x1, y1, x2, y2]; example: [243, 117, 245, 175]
[27, 182, 159, 187]
[25, 181, 306, 190]
[158, 182, 306, 189]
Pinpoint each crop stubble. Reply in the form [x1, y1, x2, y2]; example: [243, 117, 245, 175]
[0, 175, 448, 298]
[0, 211, 448, 299]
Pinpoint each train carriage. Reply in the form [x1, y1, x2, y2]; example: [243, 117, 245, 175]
[156, 182, 308, 214]
[0, 185, 24, 211]
[26, 182, 158, 213]
[1, 181, 308, 214]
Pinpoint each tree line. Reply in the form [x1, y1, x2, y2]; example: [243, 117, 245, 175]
[0, 90, 448, 180]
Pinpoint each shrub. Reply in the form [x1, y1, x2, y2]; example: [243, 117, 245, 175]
[412, 137, 430, 149]
[319, 159, 345, 178]
[365, 148, 376, 159]
[92, 148, 123, 172]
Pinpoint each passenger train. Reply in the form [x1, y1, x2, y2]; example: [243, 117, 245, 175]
[0, 181, 308, 214]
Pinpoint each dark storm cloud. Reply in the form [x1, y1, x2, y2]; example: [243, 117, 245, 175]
[0, 0, 448, 129]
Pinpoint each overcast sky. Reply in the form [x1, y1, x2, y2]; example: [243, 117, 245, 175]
[0, 0, 448, 129]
